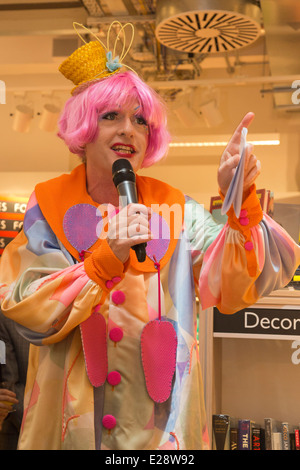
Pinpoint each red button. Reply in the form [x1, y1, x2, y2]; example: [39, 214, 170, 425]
[109, 327, 123, 342]
[240, 209, 248, 217]
[107, 371, 121, 387]
[244, 241, 254, 251]
[111, 290, 126, 305]
[239, 217, 249, 226]
[102, 414, 116, 430]
[105, 280, 114, 289]
[112, 276, 122, 284]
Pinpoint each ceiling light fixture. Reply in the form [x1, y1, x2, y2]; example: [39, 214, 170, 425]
[156, 0, 261, 54]
[12, 103, 34, 133]
[170, 136, 281, 147]
[39, 103, 61, 132]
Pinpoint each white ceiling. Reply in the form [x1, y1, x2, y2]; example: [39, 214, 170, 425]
[0, 0, 300, 174]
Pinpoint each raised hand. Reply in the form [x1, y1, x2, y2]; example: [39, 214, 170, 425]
[218, 112, 261, 198]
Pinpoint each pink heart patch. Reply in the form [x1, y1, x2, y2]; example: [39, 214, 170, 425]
[141, 320, 177, 403]
[80, 310, 108, 387]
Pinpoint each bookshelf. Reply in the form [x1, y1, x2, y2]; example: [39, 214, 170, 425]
[198, 288, 300, 447]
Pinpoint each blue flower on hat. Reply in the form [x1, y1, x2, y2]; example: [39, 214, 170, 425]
[106, 51, 121, 72]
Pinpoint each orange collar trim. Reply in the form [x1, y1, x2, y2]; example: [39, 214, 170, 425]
[35, 164, 185, 273]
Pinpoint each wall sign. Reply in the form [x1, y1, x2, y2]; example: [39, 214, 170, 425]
[214, 306, 300, 340]
[0, 196, 28, 255]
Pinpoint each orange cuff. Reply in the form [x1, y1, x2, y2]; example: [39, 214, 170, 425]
[219, 184, 263, 232]
[84, 238, 129, 291]
[219, 184, 263, 277]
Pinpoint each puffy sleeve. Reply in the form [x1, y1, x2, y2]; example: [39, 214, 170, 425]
[184, 186, 300, 314]
[0, 192, 127, 345]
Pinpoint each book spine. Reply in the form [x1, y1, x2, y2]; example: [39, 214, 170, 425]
[230, 428, 238, 450]
[264, 418, 272, 450]
[252, 428, 261, 450]
[238, 419, 251, 450]
[272, 432, 283, 450]
[290, 432, 296, 450]
[212, 415, 230, 450]
[295, 429, 300, 450]
[281, 422, 290, 450]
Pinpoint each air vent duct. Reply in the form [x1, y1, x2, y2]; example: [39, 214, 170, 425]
[155, 0, 261, 53]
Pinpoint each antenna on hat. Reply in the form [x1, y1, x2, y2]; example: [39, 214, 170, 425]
[59, 21, 136, 94]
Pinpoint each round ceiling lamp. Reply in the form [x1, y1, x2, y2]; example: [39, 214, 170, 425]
[155, 0, 261, 53]
[12, 104, 33, 133]
[39, 103, 61, 132]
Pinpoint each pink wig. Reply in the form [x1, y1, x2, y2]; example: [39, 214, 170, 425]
[57, 71, 170, 168]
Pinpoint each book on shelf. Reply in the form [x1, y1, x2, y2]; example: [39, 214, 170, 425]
[212, 414, 230, 450]
[238, 419, 255, 450]
[212, 414, 300, 450]
[210, 188, 273, 224]
[264, 418, 282, 450]
[230, 418, 238, 450]
[256, 188, 273, 214]
[209, 196, 228, 224]
[281, 422, 290, 450]
[295, 428, 300, 450]
[272, 432, 283, 450]
[252, 426, 264, 450]
[230, 428, 238, 450]
[290, 432, 296, 450]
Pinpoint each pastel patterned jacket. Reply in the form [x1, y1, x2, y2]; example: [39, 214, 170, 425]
[0, 164, 299, 450]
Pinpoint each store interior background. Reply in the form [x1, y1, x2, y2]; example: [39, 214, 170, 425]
[0, 0, 300, 429]
[0, 0, 299, 213]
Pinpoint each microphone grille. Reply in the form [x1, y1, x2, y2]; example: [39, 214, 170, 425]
[112, 158, 135, 186]
[112, 158, 133, 172]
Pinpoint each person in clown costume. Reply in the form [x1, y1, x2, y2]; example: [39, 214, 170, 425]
[0, 22, 299, 450]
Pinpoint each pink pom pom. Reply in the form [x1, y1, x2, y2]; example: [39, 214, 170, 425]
[111, 290, 126, 305]
[105, 280, 114, 289]
[109, 327, 123, 343]
[239, 216, 249, 226]
[244, 241, 254, 251]
[102, 414, 116, 430]
[107, 371, 121, 387]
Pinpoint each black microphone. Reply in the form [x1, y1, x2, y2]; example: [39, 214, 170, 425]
[112, 159, 147, 262]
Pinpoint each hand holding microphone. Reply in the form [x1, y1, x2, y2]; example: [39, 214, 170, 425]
[109, 159, 151, 263]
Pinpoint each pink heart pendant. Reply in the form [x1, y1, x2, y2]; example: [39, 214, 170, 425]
[141, 320, 177, 403]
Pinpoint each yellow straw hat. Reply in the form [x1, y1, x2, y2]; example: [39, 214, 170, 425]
[59, 21, 135, 95]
